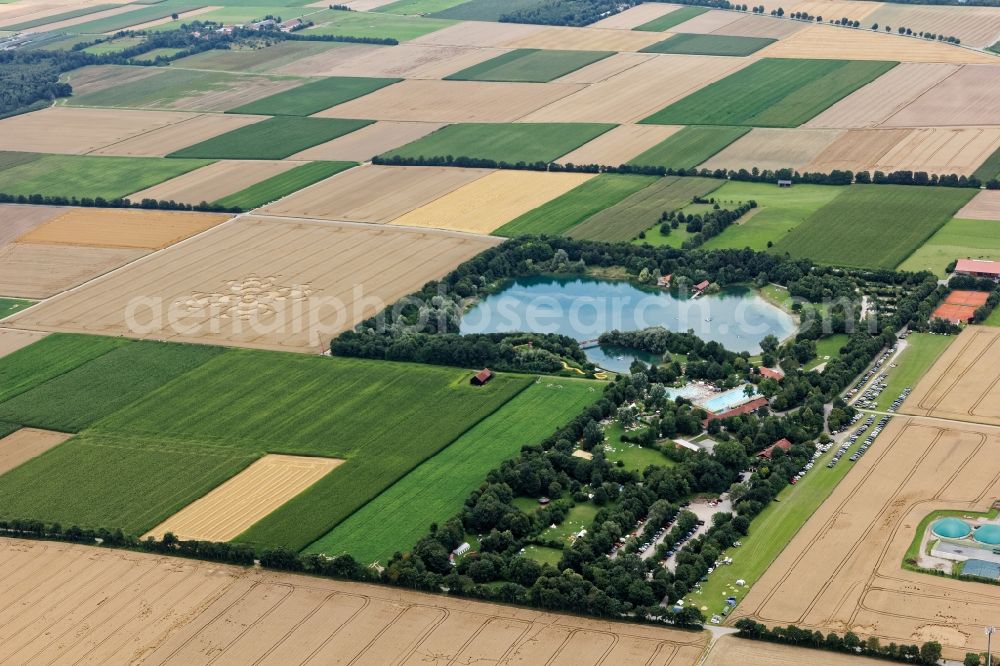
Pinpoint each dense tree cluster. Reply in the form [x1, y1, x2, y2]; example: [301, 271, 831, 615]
[499, 0, 640, 26]
[655, 200, 757, 248]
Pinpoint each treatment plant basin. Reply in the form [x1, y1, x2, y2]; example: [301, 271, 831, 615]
[932, 517, 972, 539]
[974, 524, 1000, 545]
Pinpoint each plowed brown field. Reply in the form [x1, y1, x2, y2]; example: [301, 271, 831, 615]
[804, 128, 912, 172]
[7, 217, 501, 352]
[0, 328, 47, 358]
[701, 128, 844, 172]
[0, 536, 709, 665]
[0, 428, 72, 475]
[955, 190, 1000, 221]
[0, 204, 64, 247]
[16, 208, 231, 250]
[289, 121, 445, 161]
[502, 25, 664, 51]
[260, 164, 492, 223]
[556, 124, 682, 165]
[873, 127, 1000, 176]
[883, 65, 1000, 128]
[127, 160, 300, 205]
[144, 455, 343, 542]
[92, 113, 267, 157]
[0, 243, 146, 299]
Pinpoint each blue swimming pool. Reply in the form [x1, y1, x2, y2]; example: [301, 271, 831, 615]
[701, 386, 757, 414]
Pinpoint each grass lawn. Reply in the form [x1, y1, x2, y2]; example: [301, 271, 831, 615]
[303, 9, 454, 40]
[567, 176, 722, 242]
[494, 174, 657, 237]
[544, 502, 602, 543]
[0, 154, 210, 200]
[213, 161, 355, 209]
[168, 41, 342, 73]
[628, 126, 750, 171]
[640, 33, 775, 56]
[129, 47, 185, 63]
[375, 0, 469, 14]
[805, 333, 850, 370]
[0, 298, 34, 319]
[985, 307, 1000, 327]
[228, 76, 400, 115]
[0, 341, 226, 433]
[602, 423, 675, 472]
[82, 37, 145, 55]
[0, 3, 117, 30]
[874, 332, 954, 411]
[523, 544, 564, 565]
[771, 185, 977, 270]
[898, 218, 1000, 278]
[305, 378, 600, 564]
[0, 334, 127, 405]
[973, 146, 1000, 182]
[445, 48, 612, 83]
[641, 58, 897, 127]
[430, 0, 544, 20]
[0, 350, 530, 548]
[381, 122, 615, 164]
[633, 6, 708, 31]
[169, 117, 371, 160]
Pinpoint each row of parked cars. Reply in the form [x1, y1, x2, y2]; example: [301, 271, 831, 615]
[887, 387, 911, 412]
[848, 415, 892, 461]
[847, 344, 898, 403]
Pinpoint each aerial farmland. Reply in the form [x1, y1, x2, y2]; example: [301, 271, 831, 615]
[1, 0, 1000, 662]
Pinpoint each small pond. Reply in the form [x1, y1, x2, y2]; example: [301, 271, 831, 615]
[459, 275, 796, 373]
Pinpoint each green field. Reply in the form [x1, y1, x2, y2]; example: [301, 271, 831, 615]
[0, 334, 127, 405]
[306, 378, 600, 564]
[376, 0, 472, 14]
[445, 48, 612, 83]
[70, 4, 203, 33]
[381, 122, 615, 164]
[129, 47, 184, 63]
[602, 423, 675, 472]
[972, 146, 1000, 182]
[985, 307, 1000, 327]
[898, 218, 1000, 278]
[430, 0, 544, 20]
[805, 333, 850, 370]
[0, 151, 42, 172]
[67, 67, 299, 110]
[0, 342, 226, 433]
[628, 126, 750, 171]
[523, 544, 563, 565]
[0, 298, 33, 320]
[82, 37, 146, 55]
[0, 349, 529, 548]
[168, 41, 342, 73]
[169, 117, 371, 160]
[303, 9, 454, 40]
[873, 332, 953, 411]
[494, 174, 657, 237]
[641, 58, 897, 127]
[213, 161, 355, 209]
[771, 185, 977, 269]
[0, 154, 210, 199]
[567, 176, 722, 242]
[641, 33, 775, 56]
[0, 3, 118, 30]
[633, 6, 708, 31]
[228, 76, 399, 115]
[147, 5, 305, 31]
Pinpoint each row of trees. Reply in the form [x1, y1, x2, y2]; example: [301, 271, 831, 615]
[0, 192, 241, 213]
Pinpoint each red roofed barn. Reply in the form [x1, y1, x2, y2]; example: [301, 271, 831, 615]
[758, 438, 792, 459]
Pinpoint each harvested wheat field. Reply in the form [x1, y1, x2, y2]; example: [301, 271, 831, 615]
[901, 326, 1000, 426]
[269, 43, 385, 77]
[316, 79, 584, 122]
[7, 217, 501, 352]
[18, 4, 143, 32]
[783, 0, 879, 19]
[261, 164, 491, 223]
[867, 3, 1000, 49]
[590, 2, 682, 29]
[804, 128, 912, 172]
[391, 171, 595, 234]
[524, 53, 748, 123]
[704, 635, 888, 666]
[289, 121, 444, 161]
[731, 416, 1000, 660]
[60, 64, 162, 98]
[0, 328, 47, 358]
[163, 76, 302, 114]
[711, 14, 807, 39]
[0, 536, 709, 666]
[0, 107, 197, 154]
[121, 6, 218, 32]
[0, 204, 64, 247]
[665, 9, 743, 33]
[16, 208, 230, 250]
[298, 43, 510, 79]
[556, 124, 682, 165]
[145, 455, 343, 542]
[700, 128, 844, 172]
[882, 65, 1000, 128]
[410, 20, 547, 48]
[0, 243, 145, 299]
[758, 24, 997, 63]
[92, 113, 267, 157]
[804, 63, 959, 129]
[873, 127, 1000, 176]
[503, 25, 664, 51]
[0, 429, 72, 476]
[127, 160, 300, 205]
[956, 190, 1000, 221]
[552, 51, 655, 83]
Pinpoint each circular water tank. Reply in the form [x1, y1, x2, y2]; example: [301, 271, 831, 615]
[974, 524, 1000, 546]
[932, 517, 972, 539]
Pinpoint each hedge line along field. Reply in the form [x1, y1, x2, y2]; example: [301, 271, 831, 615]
[307, 378, 600, 564]
[0, 334, 127, 405]
[381, 122, 615, 164]
[628, 125, 750, 170]
[641, 58, 898, 127]
[772, 184, 977, 269]
[227, 76, 401, 116]
[444, 48, 612, 83]
[0, 341, 226, 433]
[168, 117, 372, 160]
[640, 33, 775, 56]
[633, 6, 709, 31]
[567, 176, 721, 242]
[493, 174, 658, 237]
[213, 160, 356, 210]
[0, 154, 211, 199]
[0, 349, 530, 547]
